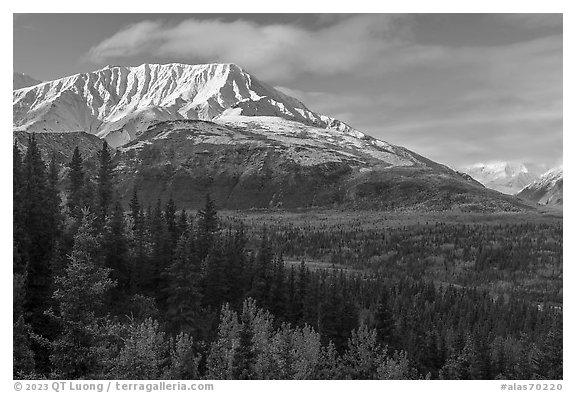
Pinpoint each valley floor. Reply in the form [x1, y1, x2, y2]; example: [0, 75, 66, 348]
[222, 208, 563, 307]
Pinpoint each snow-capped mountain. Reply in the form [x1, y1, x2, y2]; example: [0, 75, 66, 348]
[13, 63, 359, 147]
[13, 72, 41, 90]
[463, 162, 539, 194]
[517, 166, 563, 206]
[12, 62, 532, 211]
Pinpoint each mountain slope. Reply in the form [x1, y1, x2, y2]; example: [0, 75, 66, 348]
[13, 131, 104, 164]
[517, 167, 563, 205]
[13, 62, 534, 212]
[13, 72, 42, 90]
[13, 63, 359, 147]
[112, 119, 528, 211]
[464, 162, 539, 194]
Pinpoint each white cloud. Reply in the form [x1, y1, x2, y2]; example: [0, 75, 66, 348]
[85, 15, 562, 168]
[87, 15, 412, 81]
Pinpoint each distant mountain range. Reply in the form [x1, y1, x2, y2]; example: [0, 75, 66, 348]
[517, 166, 563, 206]
[463, 162, 540, 195]
[13, 63, 533, 212]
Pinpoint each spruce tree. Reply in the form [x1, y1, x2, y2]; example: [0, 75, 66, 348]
[247, 229, 273, 305]
[50, 212, 116, 378]
[127, 188, 148, 293]
[196, 194, 219, 261]
[177, 209, 188, 239]
[104, 200, 129, 296]
[202, 238, 228, 308]
[342, 325, 385, 379]
[165, 196, 177, 247]
[232, 317, 257, 379]
[47, 154, 63, 238]
[149, 199, 169, 300]
[67, 147, 84, 219]
[22, 134, 58, 372]
[269, 255, 287, 318]
[374, 289, 396, 349]
[206, 304, 241, 379]
[129, 187, 141, 229]
[164, 231, 203, 335]
[13, 141, 27, 276]
[96, 141, 115, 221]
[222, 224, 247, 304]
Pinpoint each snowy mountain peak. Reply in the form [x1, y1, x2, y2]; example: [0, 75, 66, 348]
[13, 62, 361, 147]
[463, 161, 539, 195]
[517, 166, 563, 206]
[523, 166, 563, 189]
[468, 161, 529, 177]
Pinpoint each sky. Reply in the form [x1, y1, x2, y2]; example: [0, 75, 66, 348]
[13, 13, 563, 170]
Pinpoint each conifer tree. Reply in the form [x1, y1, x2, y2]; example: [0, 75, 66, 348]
[165, 196, 177, 247]
[374, 290, 396, 349]
[127, 188, 148, 293]
[164, 332, 201, 379]
[202, 238, 228, 308]
[110, 318, 169, 379]
[22, 134, 58, 372]
[164, 230, 203, 335]
[319, 279, 356, 351]
[177, 209, 188, 239]
[269, 255, 287, 318]
[50, 212, 116, 378]
[247, 229, 273, 305]
[286, 267, 298, 322]
[96, 141, 115, 221]
[104, 200, 129, 295]
[206, 304, 241, 379]
[232, 314, 257, 379]
[220, 225, 246, 304]
[47, 154, 63, 238]
[315, 341, 341, 379]
[13, 142, 27, 276]
[149, 199, 170, 301]
[67, 147, 84, 218]
[341, 325, 385, 379]
[129, 187, 141, 229]
[196, 194, 219, 261]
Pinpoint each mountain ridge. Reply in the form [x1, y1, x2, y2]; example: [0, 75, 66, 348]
[13, 63, 360, 147]
[112, 119, 526, 211]
[517, 166, 563, 206]
[463, 161, 540, 195]
[12, 62, 534, 212]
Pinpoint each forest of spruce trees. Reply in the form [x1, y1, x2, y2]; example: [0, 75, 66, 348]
[13, 134, 562, 380]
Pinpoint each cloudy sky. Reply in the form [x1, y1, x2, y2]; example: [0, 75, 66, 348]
[13, 13, 563, 170]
